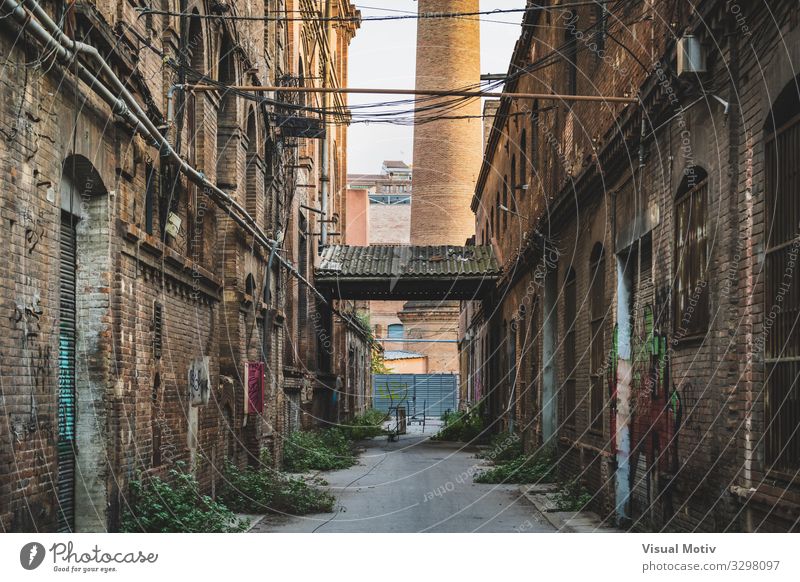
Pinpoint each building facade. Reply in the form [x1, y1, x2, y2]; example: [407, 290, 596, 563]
[461, 0, 800, 532]
[0, 0, 370, 532]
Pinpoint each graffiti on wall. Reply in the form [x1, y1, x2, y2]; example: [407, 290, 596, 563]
[188, 357, 210, 406]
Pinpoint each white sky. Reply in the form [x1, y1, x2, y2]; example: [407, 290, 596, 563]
[347, 1, 524, 174]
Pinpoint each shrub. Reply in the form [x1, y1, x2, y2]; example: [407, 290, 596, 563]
[433, 408, 484, 442]
[283, 429, 357, 472]
[121, 465, 247, 533]
[553, 479, 593, 512]
[218, 458, 334, 515]
[339, 409, 388, 441]
[474, 453, 555, 484]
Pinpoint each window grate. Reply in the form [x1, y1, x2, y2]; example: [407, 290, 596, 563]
[764, 114, 800, 471]
[153, 301, 163, 360]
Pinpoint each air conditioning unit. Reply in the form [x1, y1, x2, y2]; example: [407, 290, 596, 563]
[677, 35, 706, 76]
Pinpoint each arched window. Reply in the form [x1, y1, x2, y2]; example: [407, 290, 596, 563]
[674, 166, 709, 337]
[245, 108, 259, 217]
[510, 155, 517, 202]
[588, 243, 605, 432]
[764, 77, 800, 470]
[564, 16, 578, 96]
[502, 177, 508, 230]
[562, 268, 577, 428]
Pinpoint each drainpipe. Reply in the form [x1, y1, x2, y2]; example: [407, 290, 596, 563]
[7, 0, 272, 248]
[319, 0, 331, 248]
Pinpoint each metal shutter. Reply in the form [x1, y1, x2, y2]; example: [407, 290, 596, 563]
[57, 212, 77, 532]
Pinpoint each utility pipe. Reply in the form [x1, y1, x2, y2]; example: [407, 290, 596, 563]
[4, 0, 371, 339]
[320, 0, 331, 248]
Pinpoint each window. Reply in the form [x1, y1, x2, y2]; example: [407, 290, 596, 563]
[520, 129, 527, 197]
[764, 81, 800, 472]
[492, 197, 498, 235]
[502, 178, 508, 230]
[674, 167, 709, 337]
[511, 155, 517, 202]
[153, 301, 163, 360]
[531, 103, 540, 191]
[563, 268, 577, 427]
[144, 162, 157, 235]
[388, 324, 404, 340]
[564, 18, 578, 96]
[593, 5, 607, 55]
[589, 243, 606, 432]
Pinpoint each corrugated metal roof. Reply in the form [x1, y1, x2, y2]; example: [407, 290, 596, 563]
[317, 245, 500, 278]
[383, 350, 426, 361]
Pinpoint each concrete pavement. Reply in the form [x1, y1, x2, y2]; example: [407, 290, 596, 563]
[251, 434, 553, 533]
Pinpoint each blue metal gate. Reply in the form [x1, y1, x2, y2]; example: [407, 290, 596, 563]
[372, 374, 458, 418]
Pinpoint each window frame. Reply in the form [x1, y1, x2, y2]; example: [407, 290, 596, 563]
[673, 170, 709, 339]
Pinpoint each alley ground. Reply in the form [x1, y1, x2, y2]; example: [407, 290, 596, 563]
[252, 429, 554, 533]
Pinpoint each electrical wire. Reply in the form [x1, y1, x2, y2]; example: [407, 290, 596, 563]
[137, 2, 616, 24]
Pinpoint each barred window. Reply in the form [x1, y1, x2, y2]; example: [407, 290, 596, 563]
[674, 167, 709, 337]
[764, 85, 800, 473]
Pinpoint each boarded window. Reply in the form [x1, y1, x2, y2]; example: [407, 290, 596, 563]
[589, 244, 606, 432]
[674, 168, 709, 337]
[764, 109, 800, 472]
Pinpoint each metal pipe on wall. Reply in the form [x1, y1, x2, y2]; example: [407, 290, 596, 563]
[2, 0, 371, 339]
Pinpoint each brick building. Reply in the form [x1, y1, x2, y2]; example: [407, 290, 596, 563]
[0, 0, 370, 532]
[460, 0, 800, 532]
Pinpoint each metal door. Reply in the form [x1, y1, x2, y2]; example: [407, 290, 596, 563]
[372, 374, 458, 418]
[57, 212, 77, 532]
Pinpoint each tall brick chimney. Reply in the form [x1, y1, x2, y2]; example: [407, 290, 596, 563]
[410, 0, 482, 246]
[398, 0, 482, 375]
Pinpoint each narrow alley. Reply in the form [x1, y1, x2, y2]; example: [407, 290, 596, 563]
[253, 434, 552, 533]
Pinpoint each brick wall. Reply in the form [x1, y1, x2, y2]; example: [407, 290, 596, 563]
[461, 0, 800, 532]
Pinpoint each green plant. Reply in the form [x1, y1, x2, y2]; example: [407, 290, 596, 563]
[218, 457, 334, 515]
[121, 465, 247, 533]
[553, 479, 593, 512]
[371, 347, 391, 374]
[474, 453, 555, 484]
[478, 432, 524, 462]
[340, 409, 388, 441]
[433, 408, 484, 442]
[283, 428, 357, 472]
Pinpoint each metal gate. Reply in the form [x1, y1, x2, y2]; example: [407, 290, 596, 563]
[372, 374, 458, 418]
[58, 212, 77, 532]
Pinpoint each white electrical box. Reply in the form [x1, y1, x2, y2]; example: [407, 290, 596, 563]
[677, 35, 706, 75]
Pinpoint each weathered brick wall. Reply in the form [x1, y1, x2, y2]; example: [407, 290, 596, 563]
[0, 0, 368, 532]
[463, 0, 800, 532]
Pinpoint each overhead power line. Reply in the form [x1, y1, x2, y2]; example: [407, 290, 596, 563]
[184, 84, 639, 104]
[137, 1, 614, 24]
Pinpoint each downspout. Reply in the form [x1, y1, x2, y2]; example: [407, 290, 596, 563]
[320, 0, 331, 248]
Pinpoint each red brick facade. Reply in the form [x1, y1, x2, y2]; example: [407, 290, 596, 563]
[460, 0, 800, 532]
[0, 0, 371, 532]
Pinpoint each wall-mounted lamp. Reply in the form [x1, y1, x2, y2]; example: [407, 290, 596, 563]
[498, 204, 528, 220]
